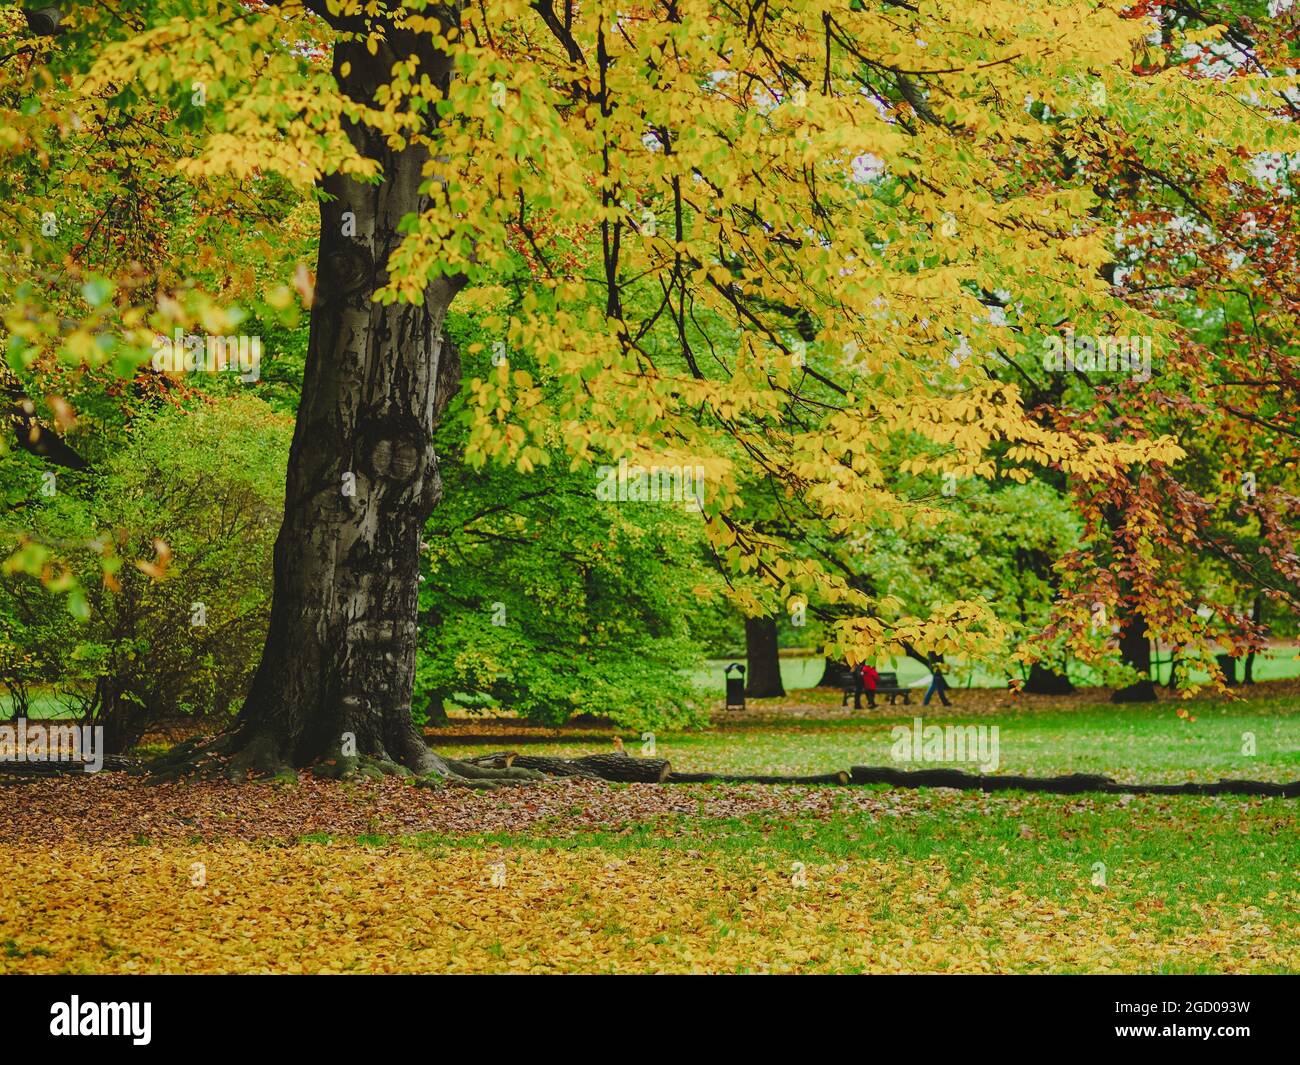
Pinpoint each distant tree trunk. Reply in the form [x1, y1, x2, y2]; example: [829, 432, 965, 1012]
[816, 657, 853, 688]
[226, 25, 463, 776]
[1099, 501, 1157, 704]
[1023, 663, 1075, 695]
[4, 680, 29, 721]
[1243, 595, 1263, 684]
[420, 688, 450, 727]
[92, 676, 153, 755]
[1111, 610, 1157, 703]
[744, 616, 785, 698]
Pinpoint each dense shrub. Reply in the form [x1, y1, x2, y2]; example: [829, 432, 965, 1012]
[0, 396, 290, 751]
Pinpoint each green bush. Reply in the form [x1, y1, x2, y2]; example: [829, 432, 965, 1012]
[0, 396, 291, 751]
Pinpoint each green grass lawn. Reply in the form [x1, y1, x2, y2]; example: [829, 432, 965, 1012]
[434, 695, 1300, 784]
[377, 789, 1296, 972]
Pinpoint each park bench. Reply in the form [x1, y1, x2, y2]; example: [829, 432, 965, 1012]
[840, 670, 912, 706]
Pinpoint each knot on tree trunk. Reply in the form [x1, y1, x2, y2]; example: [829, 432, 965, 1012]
[368, 435, 422, 484]
[359, 410, 431, 489]
[317, 233, 376, 301]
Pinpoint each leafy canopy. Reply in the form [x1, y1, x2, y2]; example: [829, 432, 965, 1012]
[5, 0, 1299, 669]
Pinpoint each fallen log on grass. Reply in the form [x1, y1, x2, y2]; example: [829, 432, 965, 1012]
[460, 752, 1297, 796]
[0, 754, 141, 780]
[668, 770, 851, 785]
[847, 765, 1300, 798]
[461, 751, 671, 783]
[461, 753, 844, 785]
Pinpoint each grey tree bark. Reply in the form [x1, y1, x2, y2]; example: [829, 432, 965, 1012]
[226, 26, 465, 778]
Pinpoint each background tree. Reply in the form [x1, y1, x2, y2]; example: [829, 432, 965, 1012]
[1010, 0, 1300, 698]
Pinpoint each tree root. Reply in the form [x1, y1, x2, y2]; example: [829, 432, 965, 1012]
[130, 724, 558, 789]
[417, 758, 548, 790]
[89, 737, 1300, 799]
[143, 734, 241, 782]
[313, 753, 412, 782]
[459, 751, 671, 783]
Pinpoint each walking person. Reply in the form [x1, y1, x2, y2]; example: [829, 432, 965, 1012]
[923, 653, 951, 707]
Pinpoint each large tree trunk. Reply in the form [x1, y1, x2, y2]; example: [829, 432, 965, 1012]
[744, 615, 785, 698]
[227, 26, 460, 777]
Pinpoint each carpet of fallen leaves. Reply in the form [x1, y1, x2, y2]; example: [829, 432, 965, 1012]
[1, 841, 1293, 974]
[0, 775, 896, 843]
[2, 775, 1295, 974]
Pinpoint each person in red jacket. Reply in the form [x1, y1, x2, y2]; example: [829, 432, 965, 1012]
[852, 662, 880, 709]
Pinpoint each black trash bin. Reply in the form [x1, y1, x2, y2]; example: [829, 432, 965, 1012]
[724, 663, 746, 711]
